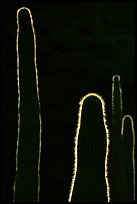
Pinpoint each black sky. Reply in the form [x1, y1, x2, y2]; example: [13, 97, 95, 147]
[2, 2, 135, 202]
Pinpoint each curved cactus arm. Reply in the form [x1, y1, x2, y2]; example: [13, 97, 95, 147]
[13, 7, 42, 202]
[68, 93, 110, 202]
[121, 115, 135, 201]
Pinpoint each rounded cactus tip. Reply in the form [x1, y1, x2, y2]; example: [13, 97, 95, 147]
[121, 115, 134, 128]
[112, 75, 120, 82]
[17, 7, 30, 13]
[79, 93, 104, 106]
[78, 93, 108, 127]
[122, 114, 133, 121]
[121, 115, 135, 136]
[17, 7, 31, 19]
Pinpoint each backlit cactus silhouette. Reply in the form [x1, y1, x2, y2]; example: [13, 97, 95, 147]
[109, 75, 135, 202]
[109, 75, 124, 201]
[12, 7, 134, 202]
[13, 7, 42, 202]
[121, 115, 135, 201]
[68, 75, 135, 202]
[68, 93, 110, 202]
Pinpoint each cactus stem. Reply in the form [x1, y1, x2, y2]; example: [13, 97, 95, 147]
[112, 75, 123, 116]
[68, 93, 110, 202]
[121, 115, 135, 201]
[13, 7, 42, 202]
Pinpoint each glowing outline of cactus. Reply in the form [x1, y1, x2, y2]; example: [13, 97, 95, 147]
[112, 75, 123, 115]
[111, 75, 135, 201]
[68, 93, 110, 202]
[121, 115, 135, 201]
[111, 74, 123, 198]
[13, 7, 42, 202]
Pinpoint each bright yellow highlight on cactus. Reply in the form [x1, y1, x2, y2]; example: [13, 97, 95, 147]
[13, 7, 42, 202]
[121, 115, 135, 201]
[112, 75, 123, 115]
[68, 93, 110, 202]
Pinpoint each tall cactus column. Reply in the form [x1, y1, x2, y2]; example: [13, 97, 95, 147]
[68, 93, 110, 202]
[110, 75, 124, 201]
[13, 7, 42, 202]
[110, 75, 135, 201]
[121, 115, 135, 201]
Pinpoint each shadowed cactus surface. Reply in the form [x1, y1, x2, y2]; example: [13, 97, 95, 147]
[12, 7, 135, 202]
[121, 115, 135, 201]
[68, 93, 110, 202]
[109, 75, 124, 201]
[68, 76, 135, 202]
[13, 7, 42, 202]
[109, 75, 135, 202]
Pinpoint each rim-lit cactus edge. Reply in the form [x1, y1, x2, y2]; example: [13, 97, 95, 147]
[13, 7, 135, 202]
[13, 7, 42, 202]
[68, 75, 135, 202]
[68, 93, 110, 202]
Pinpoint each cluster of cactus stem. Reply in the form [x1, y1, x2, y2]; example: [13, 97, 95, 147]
[68, 93, 110, 202]
[68, 75, 135, 202]
[109, 75, 135, 202]
[13, 7, 42, 202]
[13, 7, 135, 202]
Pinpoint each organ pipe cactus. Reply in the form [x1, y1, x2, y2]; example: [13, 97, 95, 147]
[13, 7, 42, 202]
[110, 75, 135, 202]
[68, 75, 135, 202]
[13, 7, 135, 202]
[109, 75, 124, 201]
[121, 115, 135, 201]
[68, 93, 110, 202]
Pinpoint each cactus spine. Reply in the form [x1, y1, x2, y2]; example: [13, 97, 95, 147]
[68, 93, 110, 202]
[13, 7, 42, 202]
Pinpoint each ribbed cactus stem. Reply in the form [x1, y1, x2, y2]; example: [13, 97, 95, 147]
[112, 75, 123, 119]
[121, 115, 135, 201]
[13, 7, 42, 202]
[110, 74, 124, 201]
[68, 93, 110, 202]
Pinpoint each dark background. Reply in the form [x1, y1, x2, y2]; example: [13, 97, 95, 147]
[2, 2, 135, 202]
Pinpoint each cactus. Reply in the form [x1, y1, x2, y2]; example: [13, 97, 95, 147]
[109, 75, 135, 202]
[68, 93, 110, 202]
[11, 6, 134, 202]
[109, 75, 124, 201]
[13, 7, 42, 202]
[68, 75, 135, 202]
[121, 115, 135, 201]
